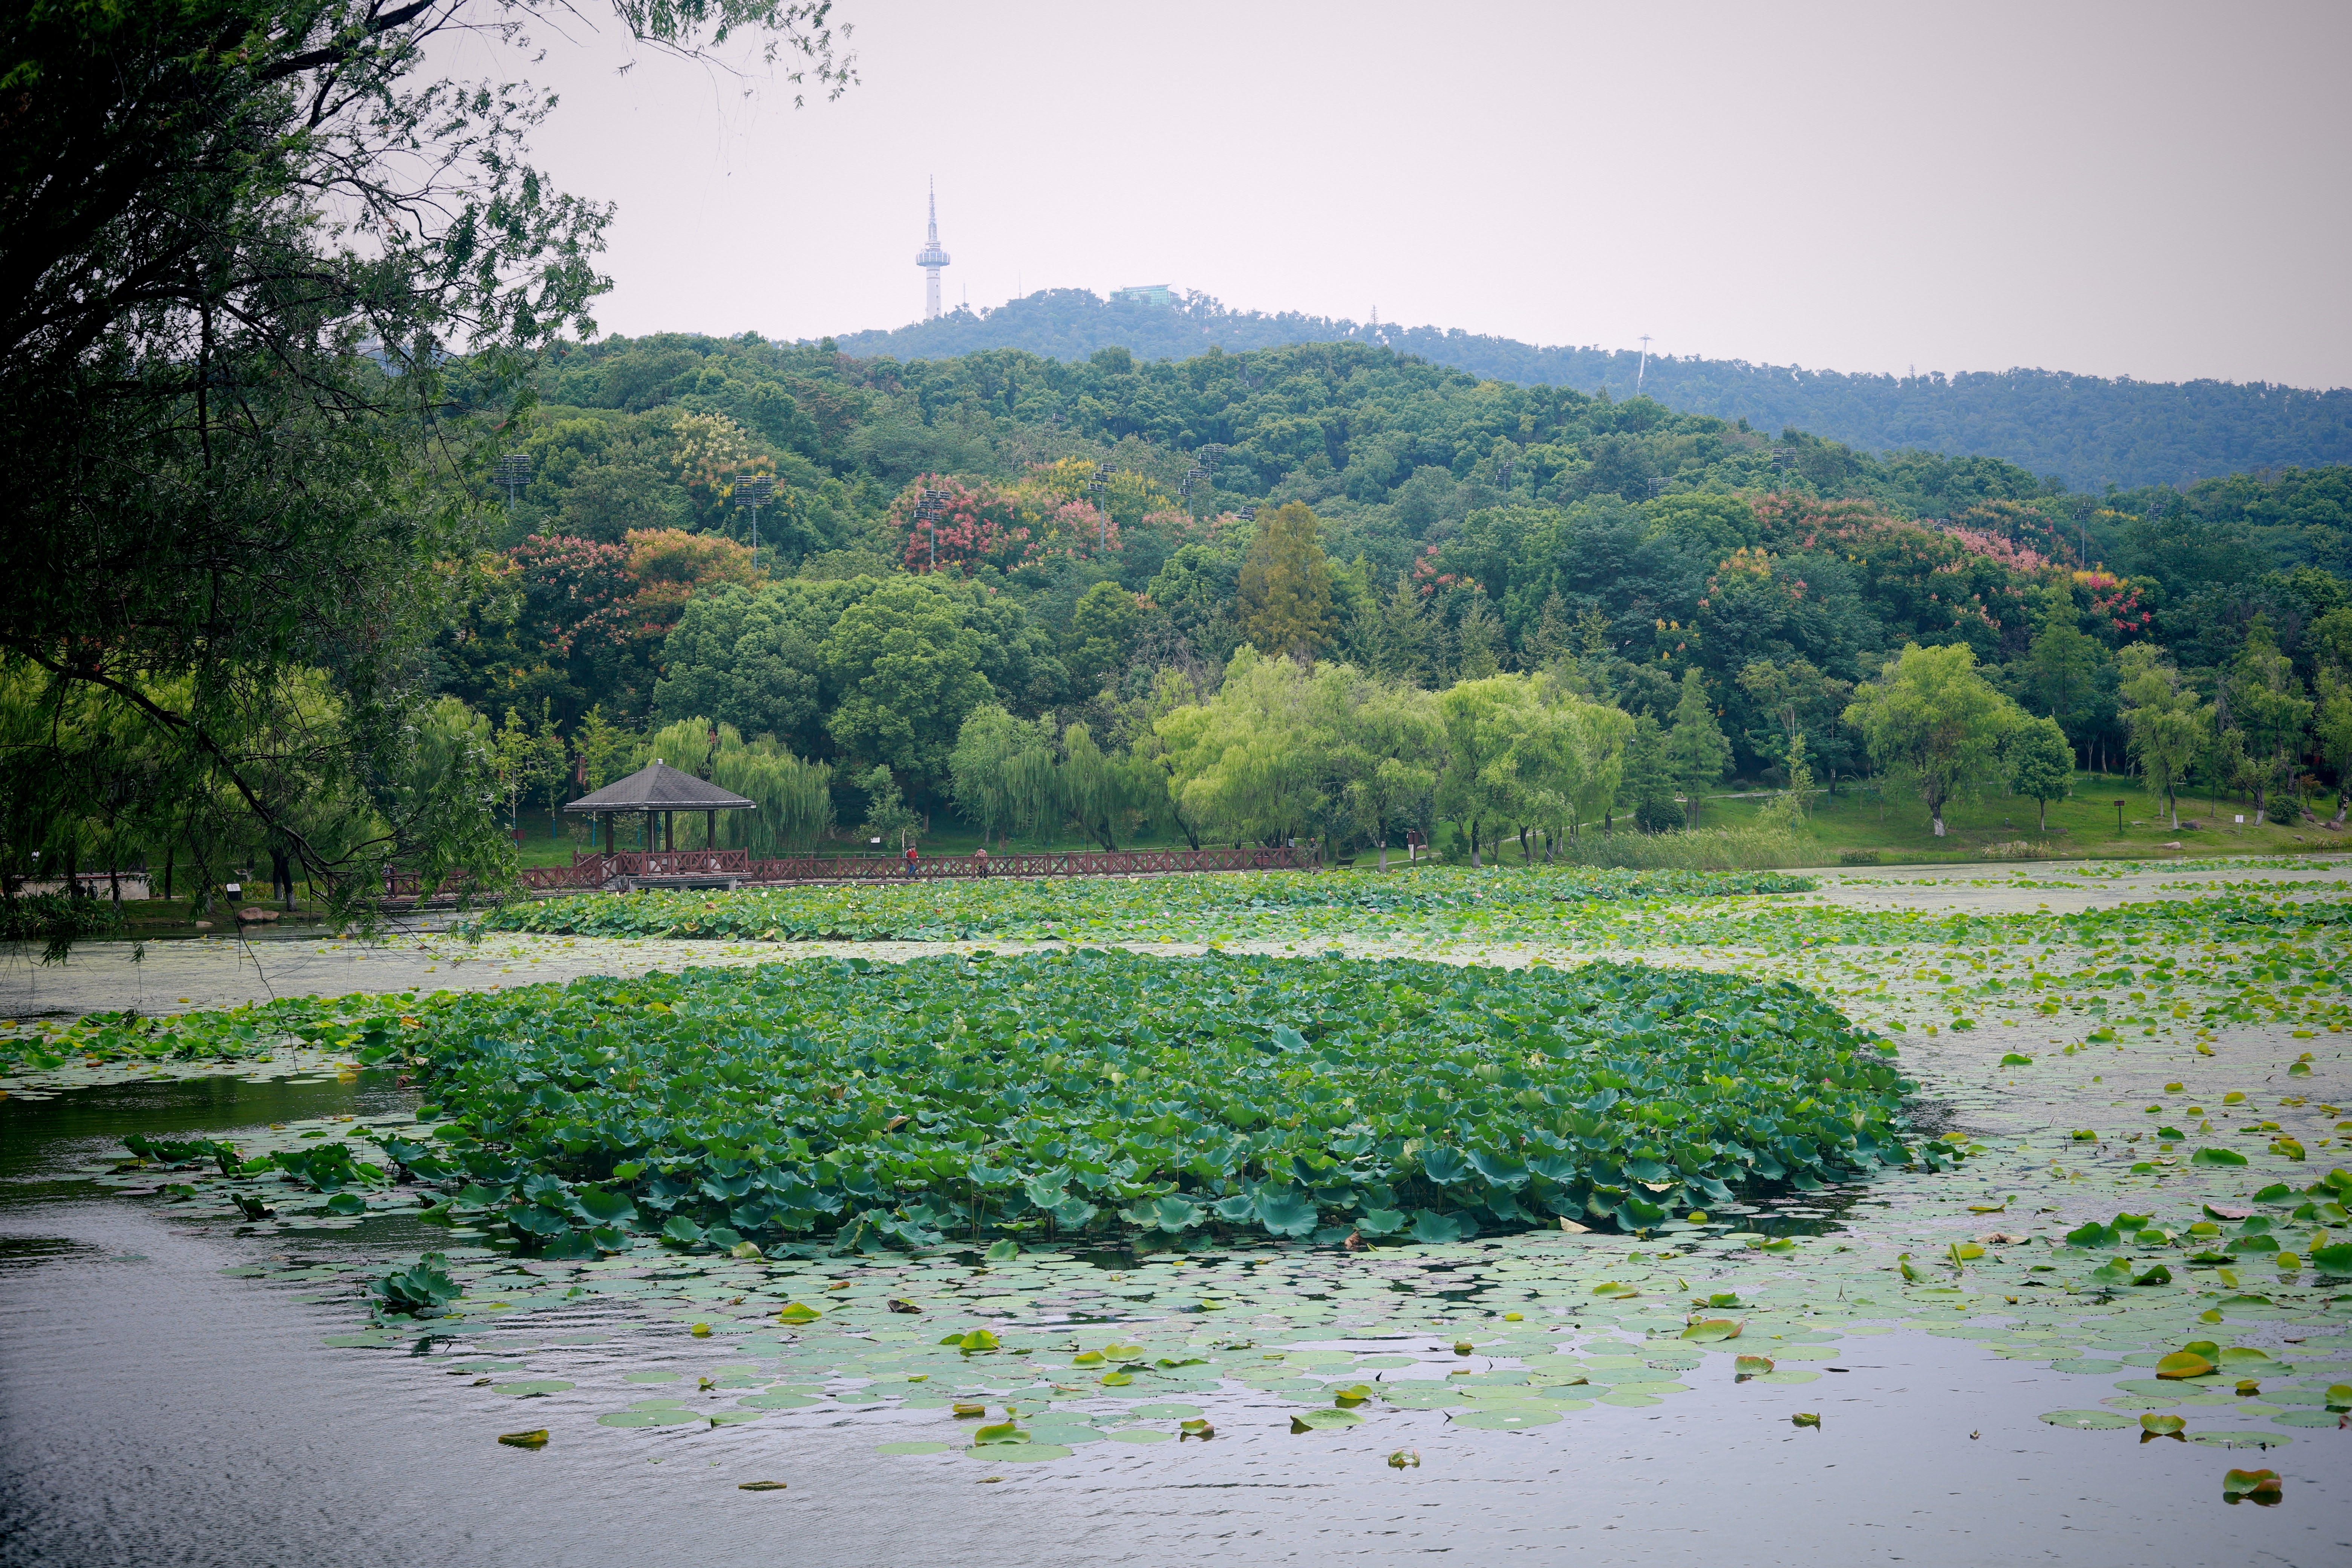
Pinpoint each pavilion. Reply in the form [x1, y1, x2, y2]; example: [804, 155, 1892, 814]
[564, 760, 756, 853]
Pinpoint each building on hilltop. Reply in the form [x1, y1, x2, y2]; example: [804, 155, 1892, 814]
[914, 179, 952, 322]
[1109, 283, 1174, 307]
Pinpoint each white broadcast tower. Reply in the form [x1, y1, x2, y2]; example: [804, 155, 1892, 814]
[914, 179, 952, 322]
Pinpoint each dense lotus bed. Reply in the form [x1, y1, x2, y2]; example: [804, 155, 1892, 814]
[466, 865, 1818, 944]
[40, 864, 2352, 1475]
[101, 949, 1917, 1255]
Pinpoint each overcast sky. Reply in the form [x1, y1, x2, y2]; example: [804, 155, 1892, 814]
[486, 0, 2351, 387]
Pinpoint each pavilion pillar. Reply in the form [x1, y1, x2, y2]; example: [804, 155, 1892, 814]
[664, 811, 673, 851]
[706, 809, 716, 850]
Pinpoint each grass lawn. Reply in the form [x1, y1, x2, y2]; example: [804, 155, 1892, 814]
[1702, 772, 2346, 865]
[512, 771, 2351, 875]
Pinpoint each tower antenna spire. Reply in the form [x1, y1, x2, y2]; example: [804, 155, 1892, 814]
[914, 177, 952, 321]
[1636, 334, 1652, 395]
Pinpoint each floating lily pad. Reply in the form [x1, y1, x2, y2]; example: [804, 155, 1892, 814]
[962, 1442, 1072, 1462]
[492, 1380, 574, 1397]
[622, 1370, 682, 1384]
[1290, 1407, 1363, 1431]
[1106, 1427, 1173, 1444]
[2040, 1409, 2134, 1429]
[2269, 1410, 2344, 1428]
[1126, 1403, 1203, 1419]
[1452, 1406, 1562, 1429]
[738, 1392, 819, 1409]
[2185, 1430, 2289, 1448]
[875, 1441, 954, 1456]
[1380, 1386, 1472, 1408]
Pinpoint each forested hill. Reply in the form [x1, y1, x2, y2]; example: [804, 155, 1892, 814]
[444, 330, 2351, 786]
[826, 291, 2352, 492]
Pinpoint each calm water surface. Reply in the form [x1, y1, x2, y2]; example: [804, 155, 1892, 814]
[2, 1075, 2343, 1568]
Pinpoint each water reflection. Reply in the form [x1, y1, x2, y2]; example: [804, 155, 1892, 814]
[0, 1072, 2334, 1568]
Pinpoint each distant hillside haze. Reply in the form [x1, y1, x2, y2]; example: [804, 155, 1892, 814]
[826, 291, 2352, 493]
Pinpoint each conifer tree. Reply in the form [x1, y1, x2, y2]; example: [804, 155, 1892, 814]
[1621, 714, 1681, 832]
[1665, 669, 1732, 825]
[1237, 502, 1335, 658]
[1452, 592, 1505, 680]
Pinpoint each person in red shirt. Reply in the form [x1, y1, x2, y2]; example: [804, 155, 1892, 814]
[903, 843, 919, 878]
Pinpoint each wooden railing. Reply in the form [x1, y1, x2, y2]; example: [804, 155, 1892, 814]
[737, 845, 1308, 882]
[569, 850, 750, 881]
[382, 843, 1309, 902]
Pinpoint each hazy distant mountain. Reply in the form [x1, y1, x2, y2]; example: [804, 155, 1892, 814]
[824, 290, 2352, 492]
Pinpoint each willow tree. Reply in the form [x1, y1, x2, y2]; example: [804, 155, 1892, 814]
[1155, 646, 1332, 846]
[643, 717, 833, 853]
[1058, 722, 1161, 851]
[0, 0, 850, 918]
[2116, 646, 2209, 831]
[1336, 681, 1445, 870]
[2225, 620, 2311, 826]
[1844, 644, 2020, 838]
[1435, 675, 1547, 867]
[948, 705, 1060, 848]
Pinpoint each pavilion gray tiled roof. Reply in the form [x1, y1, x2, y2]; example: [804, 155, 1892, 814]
[562, 761, 755, 813]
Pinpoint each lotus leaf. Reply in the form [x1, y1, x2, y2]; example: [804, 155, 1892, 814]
[2040, 1409, 2133, 1429]
[1289, 1407, 1362, 1432]
[2222, 1467, 2282, 1503]
[199, 951, 1904, 1259]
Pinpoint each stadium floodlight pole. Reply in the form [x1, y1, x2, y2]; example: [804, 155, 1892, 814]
[733, 474, 774, 561]
[1089, 462, 1113, 549]
[914, 488, 949, 570]
[492, 452, 531, 508]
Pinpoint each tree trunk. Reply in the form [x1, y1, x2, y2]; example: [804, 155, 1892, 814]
[163, 843, 174, 902]
[1931, 802, 1946, 837]
[1378, 840, 1388, 873]
[1469, 822, 1481, 868]
[2038, 798, 2047, 832]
